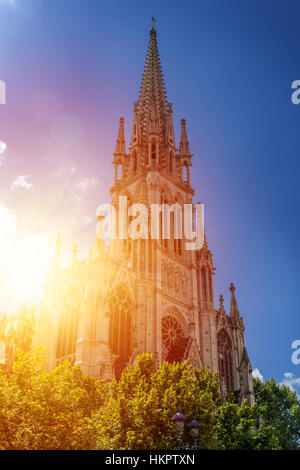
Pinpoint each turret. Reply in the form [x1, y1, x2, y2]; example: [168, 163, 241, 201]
[179, 119, 193, 186]
[114, 117, 126, 154]
[229, 282, 245, 329]
[219, 294, 225, 314]
[113, 117, 126, 184]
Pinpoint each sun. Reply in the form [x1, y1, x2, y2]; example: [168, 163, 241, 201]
[14, 234, 51, 304]
[0, 232, 52, 312]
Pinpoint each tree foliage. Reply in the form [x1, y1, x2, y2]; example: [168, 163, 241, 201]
[253, 377, 300, 449]
[0, 350, 296, 450]
[0, 348, 107, 450]
[0, 303, 35, 372]
[215, 395, 280, 450]
[91, 353, 221, 450]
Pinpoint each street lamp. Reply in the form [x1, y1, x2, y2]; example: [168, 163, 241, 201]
[171, 408, 201, 450]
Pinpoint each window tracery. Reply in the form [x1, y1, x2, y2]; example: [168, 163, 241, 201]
[108, 285, 132, 358]
[56, 304, 78, 365]
[162, 314, 185, 360]
[217, 329, 234, 394]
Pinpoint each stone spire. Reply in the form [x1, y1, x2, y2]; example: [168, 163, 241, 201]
[180, 118, 191, 156]
[115, 117, 126, 154]
[229, 282, 240, 318]
[179, 118, 192, 185]
[137, 19, 168, 142]
[166, 102, 175, 143]
[219, 294, 225, 313]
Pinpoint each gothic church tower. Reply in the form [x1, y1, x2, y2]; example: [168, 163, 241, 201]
[34, 21, 254, 405]
[109, 20, 214, 374]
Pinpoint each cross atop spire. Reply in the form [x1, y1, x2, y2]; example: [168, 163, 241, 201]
[151, 16, 156, 31]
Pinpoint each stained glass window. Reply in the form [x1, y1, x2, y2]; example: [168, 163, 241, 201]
[217, 329, 234, 394]
[109, 285, 131, 358]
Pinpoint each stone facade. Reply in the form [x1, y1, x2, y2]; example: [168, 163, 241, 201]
[34, 24, 254, 405]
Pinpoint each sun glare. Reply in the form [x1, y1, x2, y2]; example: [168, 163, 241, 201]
[13, 234, 51, 305]
[15, 235, 51, 302]
[0, 224, 52, 313]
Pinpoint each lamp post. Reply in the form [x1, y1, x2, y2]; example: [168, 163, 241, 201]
[171, 408, 201, 450]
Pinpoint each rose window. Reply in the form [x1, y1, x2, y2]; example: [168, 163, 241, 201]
[162, 315, 184, 360]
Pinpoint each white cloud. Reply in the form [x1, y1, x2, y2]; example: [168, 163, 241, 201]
[280, 372, 300, 393]
[0, 140, 7, 155]
[75, 177, 98, 192]
[11, 175, 33, 191]
[252, 368, 264, 381]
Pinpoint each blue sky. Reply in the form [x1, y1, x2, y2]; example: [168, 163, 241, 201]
[0, 0, 299, 390]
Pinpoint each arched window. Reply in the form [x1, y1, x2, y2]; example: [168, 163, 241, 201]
[208, 269, 213, 303]
[201, 267, 207, 308]
[173, 199, 182, 256]
[217, 329, 234, 394]
[108, 285, 131, 359]
[116, 163, 122, 181]
[132, 150, 137, 174]
[124, 194, 132, 257]
[169, 151, 173, 173]
[56, 306, 78, 365]
[178, 238, 182, 256]
[151, 138, 156, 163]
[172, 211, 177, 255]
[162, 315, 185, 360]
[160, 191, 169, 249]
[183, 163, 188, 184]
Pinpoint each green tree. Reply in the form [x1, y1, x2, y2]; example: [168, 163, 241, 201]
[0, 348, 107, 450]
[253, 377, 300, 449]
[91, 353, 221, 450]
[215, 395, 280, 450]
[0, 349, 296, 450]
[0, 303, 36, 372]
